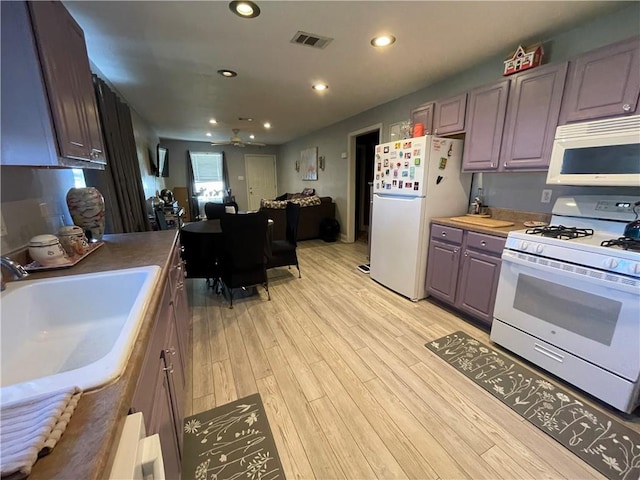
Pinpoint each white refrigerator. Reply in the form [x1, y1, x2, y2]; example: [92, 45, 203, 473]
[370, 135, 471, 301]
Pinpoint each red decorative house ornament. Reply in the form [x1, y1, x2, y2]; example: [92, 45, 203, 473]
[503, 43, 543, 76]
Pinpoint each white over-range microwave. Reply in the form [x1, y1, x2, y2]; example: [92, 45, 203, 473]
[546, 115, 640, 186]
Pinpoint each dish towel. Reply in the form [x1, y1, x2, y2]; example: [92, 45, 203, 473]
[0, 387, 82, 479]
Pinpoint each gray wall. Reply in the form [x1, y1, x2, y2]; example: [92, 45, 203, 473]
[158, 139, 279, 211]
[277, 3, 640, 232]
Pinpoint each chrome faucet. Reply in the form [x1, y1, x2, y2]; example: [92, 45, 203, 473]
[1, 256, 29, 291]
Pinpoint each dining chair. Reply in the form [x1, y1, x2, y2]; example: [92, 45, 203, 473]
[267, 201, 301, 277]
[179, 228, 221, 288]
[219, 211, 270, 308]
[204, 202, 226, 220]
[155, 209, 168, 230]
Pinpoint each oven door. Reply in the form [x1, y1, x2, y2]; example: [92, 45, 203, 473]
[493, 250, 640, 381]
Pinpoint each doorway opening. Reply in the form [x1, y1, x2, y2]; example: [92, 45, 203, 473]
[355, 131, 379, 243]
[346, 123, 382, 244]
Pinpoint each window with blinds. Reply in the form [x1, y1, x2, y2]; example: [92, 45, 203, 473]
[190, 152, 225, 201]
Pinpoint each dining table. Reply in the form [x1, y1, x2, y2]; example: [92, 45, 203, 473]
[179, 218, 273, 281]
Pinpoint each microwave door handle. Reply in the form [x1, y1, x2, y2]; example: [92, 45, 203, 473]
[501, 252, 639, 295]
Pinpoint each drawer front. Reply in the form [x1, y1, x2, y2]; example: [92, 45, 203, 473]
[169, 242, 184, 292]
[431, 224, 463, 244]
[465, 231, 505, 255]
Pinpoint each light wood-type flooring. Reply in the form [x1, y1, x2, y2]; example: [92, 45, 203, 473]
[185, 239, 639, 480]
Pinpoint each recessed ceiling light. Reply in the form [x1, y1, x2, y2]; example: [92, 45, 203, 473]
[206, 132, 212, 137]
[229, 1, 260, 18]
[209, 118, 217, 124]
[217, 69, 238, 77]
[312, 83, 328, 91]
[371, 35, 396, 47]
[264, 122, 271, 129]
[249, 134, 255, 139]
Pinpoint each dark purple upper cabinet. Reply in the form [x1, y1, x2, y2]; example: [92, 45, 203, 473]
[434, 93, 467, 135]
[462, 80, 510, 171]
[560, 36, 640, 124]
[28, 1, 105, 165]
[410, 102, 435, 135]
[500, 62, 568, 171]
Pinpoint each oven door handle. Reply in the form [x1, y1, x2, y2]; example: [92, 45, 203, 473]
[501, 251, 639, 295]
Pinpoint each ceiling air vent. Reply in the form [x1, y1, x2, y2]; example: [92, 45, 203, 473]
[291, 31, 333, 49]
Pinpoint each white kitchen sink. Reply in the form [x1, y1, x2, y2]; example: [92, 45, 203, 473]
[0, 266, 161, 403]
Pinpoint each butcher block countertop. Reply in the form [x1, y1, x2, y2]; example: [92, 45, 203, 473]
[15, 230, 179, 480]
[432, 207, 551, 238]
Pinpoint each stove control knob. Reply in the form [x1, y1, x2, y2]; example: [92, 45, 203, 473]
[520, 241, 529, 250]
[606, 258, 619, 269]
[535, 244, 544, 254]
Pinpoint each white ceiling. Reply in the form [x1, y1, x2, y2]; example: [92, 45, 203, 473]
[64, 1, 628, 146]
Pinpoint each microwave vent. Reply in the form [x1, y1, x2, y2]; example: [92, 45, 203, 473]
[555, 114, 640, 139]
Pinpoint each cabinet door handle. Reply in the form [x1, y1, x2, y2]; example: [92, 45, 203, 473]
[503, 162, 508, 168]
[481, 241, 487, 246]
[163, 364, 174, 373]
[623, 103, 631, 112]
[70, 141, 84, 147]
[165, 347, 176, 356]
[441, 232, 447, 237]
[464, 252, 468, 257]
[434, 128, 438, 134]
[490, 163, 495, 168]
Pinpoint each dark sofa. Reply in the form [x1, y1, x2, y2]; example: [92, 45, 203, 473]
[260, 196, 336, 241]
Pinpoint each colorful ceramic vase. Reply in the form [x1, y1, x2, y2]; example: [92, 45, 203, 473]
[66, 187, 106, 242]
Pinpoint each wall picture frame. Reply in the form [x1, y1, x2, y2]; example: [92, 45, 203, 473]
[301, 147, 318, 181]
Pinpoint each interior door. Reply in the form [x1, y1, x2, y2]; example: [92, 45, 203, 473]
[245, 154, 277, 211]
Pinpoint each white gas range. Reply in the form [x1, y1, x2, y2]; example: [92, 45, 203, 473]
[491, 195, 640, 413]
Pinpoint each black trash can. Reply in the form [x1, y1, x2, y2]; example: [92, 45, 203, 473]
[319, 217, 340, 242]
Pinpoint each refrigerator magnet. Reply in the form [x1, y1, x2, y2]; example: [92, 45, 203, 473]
[410, 166, 415, 178]
[384, 146, 390, 153]
[384, 159, 389, 167]
[394, 142, 401, 149]
[414, 157, 421, 166]
[402, 170, 408, 177]
[448, 144, 453, 157]
[390, 151, 397, 159]
[404, 161, 409, 167]
[377, 163, 381, 171]
[393, 170, 398, 178]
[405, 152, 411, 159]
[406, 182, 412, 188]
[375, 174, 380, 180]
[413, 148, 421, 156]
[439, 157, 447, 169]
[392, 180, 397, 186]
[413, 182, 420, 191]
[386, 184, 391, 189]
[376, 153, 380, 159]
[385, 169, 390, 175]
[399, 151, 403, 158]
[398, 182, 403, 189]
[403, 141, 412, 149]
[376, 183, 380, 189]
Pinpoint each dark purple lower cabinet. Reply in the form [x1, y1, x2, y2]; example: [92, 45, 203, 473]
[426, 239, 461, 303]
[426, 224, 505, 327]
[456, 249, 503, 326]
[130, 241, 188, 478]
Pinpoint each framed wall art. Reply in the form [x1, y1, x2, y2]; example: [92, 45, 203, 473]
[300, 147, 318, 181]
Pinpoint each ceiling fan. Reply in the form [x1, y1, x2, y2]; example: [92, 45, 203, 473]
[210, 128, 266, 147]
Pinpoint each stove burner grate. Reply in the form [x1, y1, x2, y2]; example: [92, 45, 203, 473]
[525, 225, 594, 240]
[601, 237, 640, 251]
